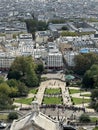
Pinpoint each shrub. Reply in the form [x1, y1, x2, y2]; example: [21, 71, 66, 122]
[79, 114, 91, 123]
[8, 112, 18, 120]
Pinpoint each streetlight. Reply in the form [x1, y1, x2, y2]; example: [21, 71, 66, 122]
[82, 96, 84, 108]
[57, 106, 59, 121]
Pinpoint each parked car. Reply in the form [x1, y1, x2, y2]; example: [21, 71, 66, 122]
[0, 121, 7, 129]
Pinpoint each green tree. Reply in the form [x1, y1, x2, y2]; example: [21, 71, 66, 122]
[7, 79, 28, 97]
[7, 70, 21, 80]
[74, 53, 98, 75]
[0, 83, 11, 96]
[8, 56, 39, 87]
[0, 76, 4, 84]
[10, 87, 18, 97]
[6, 79, 18, 87]
[25, 19, 48, 39]
[8, 112, 18, 120]
[62, 26, 68, 30]
[82, 70, 94, 89]
[36, 63, 44, 74]
[82, 64, 98, 89]
[91, 89, 98, 100]
[25, 69, 39, 87]
[79, 114, 91, 123]
[17, 81, 28, 96]
[91, 89, 98, 111]
[0, 93, 13, 110]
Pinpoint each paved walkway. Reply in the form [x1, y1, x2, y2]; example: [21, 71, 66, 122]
[71, 92, 91, 99]
[36, 82, 46, 105]
[36, 79, 72, 105]
[69, 87, 94, 112]
[13, 79, 94, 113]
[41, 73, 65, 81]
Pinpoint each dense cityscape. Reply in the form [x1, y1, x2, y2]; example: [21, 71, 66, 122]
[0, 0, 98, 130]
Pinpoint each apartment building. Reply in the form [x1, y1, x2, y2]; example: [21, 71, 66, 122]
[64, 51, 78, 67]
[47, 51, 63, 70]
[0, 52, 15, 71]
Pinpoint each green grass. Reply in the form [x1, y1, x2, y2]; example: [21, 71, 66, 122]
[81, 93, 91, 97]
[45, 88, 61, 95]
[29, 88, 38, 94]
[43, 97, 63, 105]
[90, 117, 98, 123]
[72, 97, 91, 105]
[0, 114, 8, 120]
[15, 97, 34, 105]
[93, 127, 98, 130]
[69, 89, 84, 94]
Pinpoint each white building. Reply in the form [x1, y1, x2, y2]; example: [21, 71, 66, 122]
[18, 33, 35, 56]
[47, 51, 63, 70]
[0, 52, 15, 70]
[64, 51, 78, 67]
[33, 48, 47, 59]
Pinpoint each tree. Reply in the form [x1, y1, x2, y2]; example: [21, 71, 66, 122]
[91, 89, 98, 111]
[17, 81, 28, 96]
[7, 79, 28, 97]
[8, 112, 18, 120]
[82, 70, 94, 89]
[25, 19, 48, 39]
[25, 69, 39, 87]
[79, 114, 91, 123]
[62, 26, 68, 30]
[0, 76, 4, 83]
[7, 70, 21, 80]
[91, 89, 98, 100]
[7, 56, 39, 87]
[6, 79, 18, 87]
[74, 53, 98, 75]
[9, 87, 18, 98]
[36, 63, 44, 74]
[0, 83, 11, 96]
[82, 64, 98, 89]
[0, 93, 13, 110]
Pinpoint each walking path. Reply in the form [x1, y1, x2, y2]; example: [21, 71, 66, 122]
[13, 78, 94, 113]
[68, 87, 94, 112]
[35, 79, 72, 105]
[36, 82, 46, 105]
[71, 92, 91, 99]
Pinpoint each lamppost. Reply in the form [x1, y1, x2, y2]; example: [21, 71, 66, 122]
[82, 96, 84, 108]
[57, 106, 59, 121]
[80, 89, 81, 96]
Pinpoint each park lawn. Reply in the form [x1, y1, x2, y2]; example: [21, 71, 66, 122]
[29, 88, 38, 94]
[45, 88, 61, 95]
[15, 97, 34, 105]
[81, 93, 91, 97]
[72, 97, 91, 105]
[90, 117, 98, 123]
[0, 114, 8, 120]
[69, 89, 84, 94]
[93, 127, 98, 130]
[43, 97, 63, 105]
